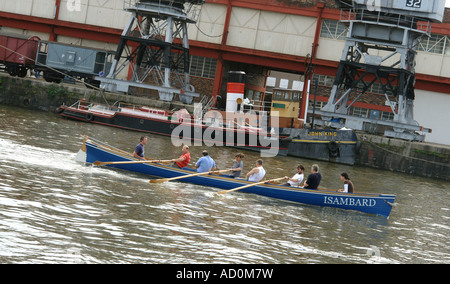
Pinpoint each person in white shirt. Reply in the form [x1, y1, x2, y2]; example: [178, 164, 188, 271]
[246, 159, 266, 182]
[282, 164, 305, 187]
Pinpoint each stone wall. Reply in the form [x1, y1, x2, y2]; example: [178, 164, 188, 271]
[0, 74, 197, 113]
[356, 133, 450, 181]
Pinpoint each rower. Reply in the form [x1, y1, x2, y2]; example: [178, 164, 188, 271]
[171, 145, 191, 169]
[302, 164, 322, 190]
[228, 153, 245, 178]
[195, 150, 216, 173]
[246, 159, 266, 182]
[133, 136, 147, 160]
[282, 164, 305, 187]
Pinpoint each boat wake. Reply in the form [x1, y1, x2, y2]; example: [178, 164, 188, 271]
[0, 138, 150, 186]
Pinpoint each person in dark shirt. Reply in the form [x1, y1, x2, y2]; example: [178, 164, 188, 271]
[303, 164, 321, 190]
[133, 136, 147, 160]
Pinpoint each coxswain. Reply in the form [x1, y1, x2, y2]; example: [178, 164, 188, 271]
[337, 172, 354, 193]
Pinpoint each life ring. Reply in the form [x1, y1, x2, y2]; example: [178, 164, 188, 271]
[86, 114, 93, 121]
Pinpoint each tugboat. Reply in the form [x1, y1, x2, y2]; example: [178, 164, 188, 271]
[251, 86, 359, 165]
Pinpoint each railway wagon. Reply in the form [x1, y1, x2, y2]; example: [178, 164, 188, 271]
[35, 41, 115, 87]
[0, 33, 40, 77]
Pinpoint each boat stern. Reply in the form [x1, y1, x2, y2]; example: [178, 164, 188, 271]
[75, 136, 88, 163]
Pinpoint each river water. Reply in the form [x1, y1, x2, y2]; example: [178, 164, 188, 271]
[0, 105, 448, 264]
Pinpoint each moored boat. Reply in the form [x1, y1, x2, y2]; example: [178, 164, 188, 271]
[77, 136, 396, 218]
[281, 128, 360, 165]
[59, 100, 289, 157]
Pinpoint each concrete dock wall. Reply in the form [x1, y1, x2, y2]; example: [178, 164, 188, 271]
[0, 74, 448, 181]
[0, 74, 195, 113]
[356, 134, 450, 181]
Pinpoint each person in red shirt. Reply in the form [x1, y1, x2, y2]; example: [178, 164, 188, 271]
[171, 145, 191, 169]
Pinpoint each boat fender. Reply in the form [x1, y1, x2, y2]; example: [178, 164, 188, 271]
[328, 141, 339, 157]
[86, 113, 93, 121]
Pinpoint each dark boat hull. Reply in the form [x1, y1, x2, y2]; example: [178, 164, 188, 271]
[59, 105, 289, 156]
[281, 128, 360, 165]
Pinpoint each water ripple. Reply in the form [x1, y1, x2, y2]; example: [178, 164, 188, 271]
[0, 106, 449, 263]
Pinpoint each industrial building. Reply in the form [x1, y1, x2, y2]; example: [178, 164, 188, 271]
[0, 0, 449, 145]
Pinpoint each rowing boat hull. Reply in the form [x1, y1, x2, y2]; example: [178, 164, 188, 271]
[79, 137, 396, 218]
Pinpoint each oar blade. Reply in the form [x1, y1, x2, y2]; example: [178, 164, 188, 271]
[149, 179, 168, 183]
[93, 161, 107, 166]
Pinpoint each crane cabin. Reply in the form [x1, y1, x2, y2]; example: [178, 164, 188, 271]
[270, 88, 303, 129]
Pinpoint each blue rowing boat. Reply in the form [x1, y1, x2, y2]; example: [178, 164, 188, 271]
[77, 137, 396, 218]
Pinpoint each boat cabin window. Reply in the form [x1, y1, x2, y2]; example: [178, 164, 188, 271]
[273, 89, 301, 102]
[273, 90, 284, 100]
[274, 90, 290, 101]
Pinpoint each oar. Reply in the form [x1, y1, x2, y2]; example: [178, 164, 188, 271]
[149, 169, 233, 183]
[93, 159, 172, 166]
[217, 177, 286, 195]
